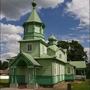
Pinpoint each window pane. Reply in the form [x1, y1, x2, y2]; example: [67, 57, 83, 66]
[27, 44, 32, 51]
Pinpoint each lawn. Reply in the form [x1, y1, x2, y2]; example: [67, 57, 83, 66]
[72, 80, 90, 90]
[0, 79, 9, 83]
[0, 79, 9, 88]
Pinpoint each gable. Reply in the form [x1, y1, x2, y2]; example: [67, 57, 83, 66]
[9, 52, 40, 67]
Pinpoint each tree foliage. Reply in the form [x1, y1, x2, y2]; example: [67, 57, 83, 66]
[57, 40, 87, 61]
[0, 60, 8, 70]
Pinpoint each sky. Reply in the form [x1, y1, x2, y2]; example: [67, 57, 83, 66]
[0, 0, 90, 62]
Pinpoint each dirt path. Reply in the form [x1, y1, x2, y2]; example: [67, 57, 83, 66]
[0, 88, 53, 90]
[0, 82, 68, 90]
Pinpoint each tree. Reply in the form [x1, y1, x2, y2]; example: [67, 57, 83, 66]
[0, 60, 8, 70]
[0, 60, 2, 69]
[57, 40, 87, 61]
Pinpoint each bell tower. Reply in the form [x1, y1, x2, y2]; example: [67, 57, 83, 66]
[20, 0, 47, 57]
[23, 0, 45, 40]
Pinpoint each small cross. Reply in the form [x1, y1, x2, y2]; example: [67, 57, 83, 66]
[32, 0, 37, 8]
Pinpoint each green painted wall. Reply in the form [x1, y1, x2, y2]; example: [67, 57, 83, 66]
[40, 43, 47, 55]
[35, 59, 67, 85]
[65, 64, 75, 80]
[36, 59, 52, 85]
[47, 48, 55, 56]
[65, 64, 75, 75]
[65, 74, 75, 81]
[52, 60, 65, 82]
[20, 40, 47, 57]
[36, 60, 52, 76]
[55, 50, 67, 63]
[20, 41, 40, 57]
[23, 23, 44, 40]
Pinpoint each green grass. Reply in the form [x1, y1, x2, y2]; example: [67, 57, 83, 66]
[0, 79, 9, 83]
[0, 79, 9, 88]
[72, 80, 90, 90]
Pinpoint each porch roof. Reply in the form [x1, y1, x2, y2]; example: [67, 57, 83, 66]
[9, 52, 40, 67]
[21, 52, 40, 66]
[69, 61, 86, 69]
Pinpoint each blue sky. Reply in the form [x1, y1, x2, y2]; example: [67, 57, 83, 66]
[0, 0, 90, 62]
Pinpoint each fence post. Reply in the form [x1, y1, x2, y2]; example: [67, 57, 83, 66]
[67, 82, 71, 90]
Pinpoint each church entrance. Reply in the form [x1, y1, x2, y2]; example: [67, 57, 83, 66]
[17, 75, 27, 88]
[16, 59, 36, 88]
[10, 52, 40, 88]
[16, 60, 28, 88]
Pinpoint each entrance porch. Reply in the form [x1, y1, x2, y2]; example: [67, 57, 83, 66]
[9, 52, 40, 88]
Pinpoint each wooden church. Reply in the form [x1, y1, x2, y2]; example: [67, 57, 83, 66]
[9, 0, 75, 88]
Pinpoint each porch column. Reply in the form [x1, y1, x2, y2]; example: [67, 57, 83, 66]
[34, 67, 38, 89]
[28, 67, 31, 85]
[27, 67, 31, 88]
[10, 67, 14, 84]
[14, 67, 18, 87]
[10, 66, 17, 87]
[34, 67, 36, 87]
[27, 66, 34, 88]
[84, 69, 86, 79]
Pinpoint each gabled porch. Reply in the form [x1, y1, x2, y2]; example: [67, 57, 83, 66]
[9, 52, 40, 88]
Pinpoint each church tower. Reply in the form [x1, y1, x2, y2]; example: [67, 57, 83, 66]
[23, 0, 45, 40]
[19, 0, 47, 57]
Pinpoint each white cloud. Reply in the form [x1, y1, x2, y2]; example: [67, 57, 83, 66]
[0, 23, 23, 61]
[0, 0, 64, 20]
[80, 34, 90, 40]
[56, 32, 90, 46]
[66, 0, 89, 27]
[84, 48, 90, 63]
[57, 34, 83, 43]
[37, 0, 64, 8]
[1, 53, 17, 61]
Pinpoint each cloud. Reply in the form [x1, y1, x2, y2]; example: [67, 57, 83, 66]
[57, 34, 84, 43]
[80, 34, 90, 40]
[56, 32, 90, 47]
[0, 0, 64, 20]
[66, 0, 89, 27]
[84, 48, 90, 63]
[0, 23, 23, 61]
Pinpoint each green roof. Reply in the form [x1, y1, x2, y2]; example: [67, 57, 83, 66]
[69, 61, 86, 68]
[9, 52, 40, 67]
[25, 0, 42, 23]
[19, 39, 47, 46]
[48, 45, 59, 52]
[22, 52, 40, 66]
[48, 35, 57, 41]
[26, 9, 42, 23]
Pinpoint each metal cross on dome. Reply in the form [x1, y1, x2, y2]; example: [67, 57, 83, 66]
[32, 0, 37, 8]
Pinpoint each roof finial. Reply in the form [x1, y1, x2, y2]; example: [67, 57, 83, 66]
[32, 0, 37, 9]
